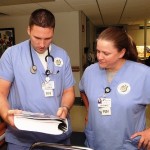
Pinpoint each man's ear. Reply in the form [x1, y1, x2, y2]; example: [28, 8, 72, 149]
[27, 26, 30, 36]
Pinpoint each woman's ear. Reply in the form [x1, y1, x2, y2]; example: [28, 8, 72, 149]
[119, 48, 126, 58]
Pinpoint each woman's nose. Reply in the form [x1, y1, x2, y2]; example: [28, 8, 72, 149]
[97, 52, 103, 60]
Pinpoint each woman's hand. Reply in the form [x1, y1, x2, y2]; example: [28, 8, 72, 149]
[131, 128, 150, 149]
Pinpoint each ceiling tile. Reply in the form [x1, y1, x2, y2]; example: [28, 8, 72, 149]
[0, 0, 150, 26]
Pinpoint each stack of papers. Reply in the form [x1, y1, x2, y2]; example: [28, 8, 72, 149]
[14, 111, 68, 135]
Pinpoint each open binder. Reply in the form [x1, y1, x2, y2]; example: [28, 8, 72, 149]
[14, 111, 68, 135]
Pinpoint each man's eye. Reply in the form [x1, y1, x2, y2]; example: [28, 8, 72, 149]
[35, 37, 41, 40]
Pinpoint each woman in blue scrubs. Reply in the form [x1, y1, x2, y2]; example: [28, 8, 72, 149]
[0, 9, 75, 150]
[79, 27, 150, 150]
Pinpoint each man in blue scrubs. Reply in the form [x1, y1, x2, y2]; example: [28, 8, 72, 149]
[79, 27, 150, 150]
[0, 9, 75, 150]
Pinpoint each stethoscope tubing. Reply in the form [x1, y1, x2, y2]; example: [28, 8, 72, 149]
[29, 41, 58, 75]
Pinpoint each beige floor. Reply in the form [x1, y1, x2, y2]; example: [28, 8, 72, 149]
[146, 105, 150, 128]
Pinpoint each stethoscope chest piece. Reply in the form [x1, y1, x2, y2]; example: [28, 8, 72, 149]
[29, 41, 59, 75]
[30, 65, 37, 74]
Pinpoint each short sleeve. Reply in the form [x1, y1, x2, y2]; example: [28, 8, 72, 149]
[0, 47, 14, 82]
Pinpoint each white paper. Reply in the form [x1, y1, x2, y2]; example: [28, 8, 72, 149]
[14, 111, 68, 135]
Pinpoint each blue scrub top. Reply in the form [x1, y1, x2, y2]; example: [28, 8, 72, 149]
[0, 40, 75, 146]
[79, 60, 150, 150]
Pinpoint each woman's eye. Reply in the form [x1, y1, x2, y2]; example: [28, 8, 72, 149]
[104, 52, 109, 56]
[96, 50, 100, 53]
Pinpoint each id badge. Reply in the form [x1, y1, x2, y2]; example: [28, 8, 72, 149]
[49, 81, 55, 89]
[44, 89, 53, 97]
[44, 81, 54, 90]
[42, 79, 55, 97]
[101, 107, 111, 115]
[98, 98, 111, 107]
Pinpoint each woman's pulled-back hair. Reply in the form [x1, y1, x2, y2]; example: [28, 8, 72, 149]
[29, 9, 55, 28]
[97, 27, 138, 62]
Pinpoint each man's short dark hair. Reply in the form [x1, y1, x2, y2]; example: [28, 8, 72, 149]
[29, 9, 55, 28]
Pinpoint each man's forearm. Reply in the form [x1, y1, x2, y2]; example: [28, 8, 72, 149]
[0, 95, 9, 122]
[61, 86, 75, 110]
[0, 79, 11, 121]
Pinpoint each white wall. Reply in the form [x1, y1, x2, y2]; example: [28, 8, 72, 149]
[54, 11, 81, 97]
[54, 12, 80, 65]
[0, 15, 29, 43]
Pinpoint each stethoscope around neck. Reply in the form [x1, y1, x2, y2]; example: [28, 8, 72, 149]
[29, 41, 59, 75]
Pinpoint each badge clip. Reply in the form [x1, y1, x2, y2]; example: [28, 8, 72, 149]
[105, 87, 111, 93]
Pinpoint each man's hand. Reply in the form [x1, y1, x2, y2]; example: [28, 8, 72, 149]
[6, 109, 22, 127]
[56, 107, 69, 119]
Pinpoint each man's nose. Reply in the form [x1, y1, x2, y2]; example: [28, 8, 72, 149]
[39, 40, 45, 47]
